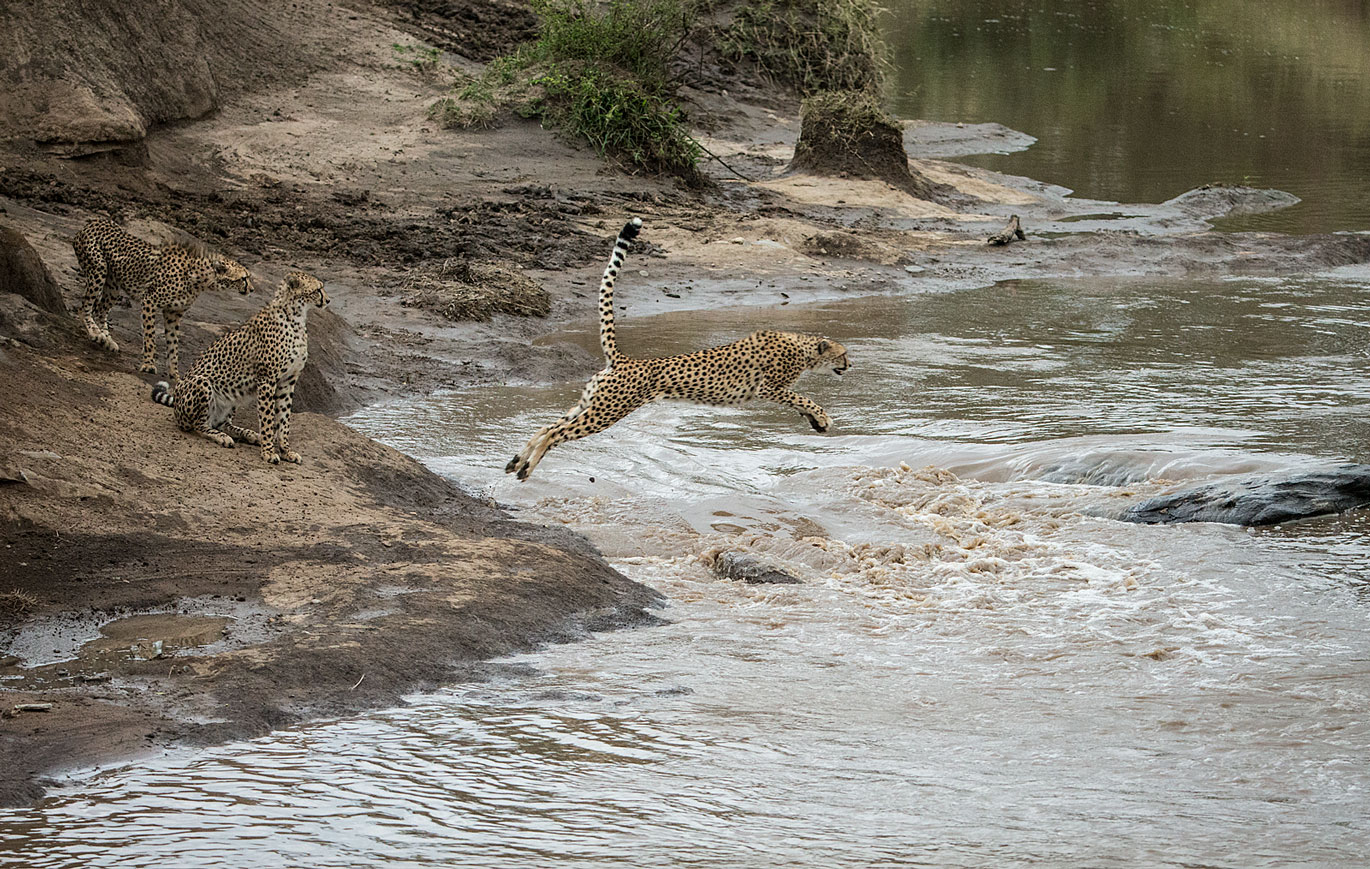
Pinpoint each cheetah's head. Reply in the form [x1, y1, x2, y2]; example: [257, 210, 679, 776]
[278, 271, 330, 309]
[813, 338, 850, 376]
[213, 256, 254, 294]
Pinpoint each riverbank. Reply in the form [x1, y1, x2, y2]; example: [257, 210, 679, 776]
[3, 0, 1368, 808]
[0, 323, 662, 806]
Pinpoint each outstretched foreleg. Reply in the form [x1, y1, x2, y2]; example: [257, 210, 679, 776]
[759, 384, 832, 432]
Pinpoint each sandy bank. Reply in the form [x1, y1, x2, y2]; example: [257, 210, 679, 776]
[0, 316, 660, 805]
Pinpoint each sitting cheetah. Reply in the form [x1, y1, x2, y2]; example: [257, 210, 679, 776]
[73, 217, 254, 379]
[506, 218, 850, 481]
[150, 272, 329, 465]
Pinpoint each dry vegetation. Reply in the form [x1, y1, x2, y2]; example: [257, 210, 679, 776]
[400, 259, 552, 321]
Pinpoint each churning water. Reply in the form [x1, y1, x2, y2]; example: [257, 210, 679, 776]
[6, 270, 1369, 867]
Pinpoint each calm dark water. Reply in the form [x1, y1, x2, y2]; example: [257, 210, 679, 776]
[885, 0, 1370, 233]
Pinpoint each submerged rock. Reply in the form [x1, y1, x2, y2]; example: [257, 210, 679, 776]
[1164, 184, 1300, 219]
[705, 550, 802, 585]
[1119, 464, 1370, 526]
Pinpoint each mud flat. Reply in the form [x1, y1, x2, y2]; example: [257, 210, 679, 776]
[2, 0, 1368, 807]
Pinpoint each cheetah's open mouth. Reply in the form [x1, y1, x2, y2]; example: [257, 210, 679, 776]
[236, 278, 254, 294]
[833, 357, 849, 375]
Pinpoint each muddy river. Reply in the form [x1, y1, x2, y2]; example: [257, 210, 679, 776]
[7, 269, 1369, 866]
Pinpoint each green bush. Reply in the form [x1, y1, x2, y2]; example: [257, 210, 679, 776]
[532, 0, 689, 87]
[539, 65, 701, 179]
[431, 0, 703, 184]
[721, 0, 886, 95]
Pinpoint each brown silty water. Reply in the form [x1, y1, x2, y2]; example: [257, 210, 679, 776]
[6, 271, 1369, 866]
[7, 0, 1370, 862]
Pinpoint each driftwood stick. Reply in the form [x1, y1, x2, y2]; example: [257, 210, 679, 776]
[692, 137, 756, 183]
[988, 214, 1026, 245]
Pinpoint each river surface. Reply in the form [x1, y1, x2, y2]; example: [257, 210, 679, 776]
[7, 3, 1370, 865]
[6, 269, 1370, 866]
[885, 0, 1370, 234]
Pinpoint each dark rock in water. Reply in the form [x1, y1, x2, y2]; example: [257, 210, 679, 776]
[1164, 184, 1300, 219]
[1119, 465, 1370, 526]
[707, 550, 801, 585]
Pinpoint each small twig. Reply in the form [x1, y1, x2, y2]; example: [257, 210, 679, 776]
[691, 137, 756, 182]
[14, 703, 53, 713]
[350, 673, 366, 690]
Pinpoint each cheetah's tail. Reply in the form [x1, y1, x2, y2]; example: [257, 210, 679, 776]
[598, 217, 642, 362]
[150, 380, 175, 408]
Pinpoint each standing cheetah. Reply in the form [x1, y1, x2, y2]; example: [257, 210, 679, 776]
[506, 218, 850, 480]
[73, 217, 254, 379]
[150, 272, 329, 465]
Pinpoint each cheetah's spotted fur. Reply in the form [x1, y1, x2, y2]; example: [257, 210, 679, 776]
[73, 217, 254, 379]
[506, 218, 850, 480]
[150, 272, 329, 464]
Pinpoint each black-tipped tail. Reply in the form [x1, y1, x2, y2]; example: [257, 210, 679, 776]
[150, 380, 174, 407]
[620, 217, 642, 242]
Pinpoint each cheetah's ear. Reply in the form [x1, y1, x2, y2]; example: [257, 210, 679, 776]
[816, 340, 831, 355]
[286, 273, 303, 289]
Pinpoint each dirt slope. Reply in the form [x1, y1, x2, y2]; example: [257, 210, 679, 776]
[0, 306, 660, 805]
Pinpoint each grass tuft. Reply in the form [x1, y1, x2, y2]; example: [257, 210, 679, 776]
[391, 42, 441, 77]
[720, 0, 887, 95]
[0, 590, 38, 626]
[401, 260, 551, 322]
[430, 0, 703, 184]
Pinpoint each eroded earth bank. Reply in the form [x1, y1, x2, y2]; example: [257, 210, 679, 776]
[2, 0, 1367, 805]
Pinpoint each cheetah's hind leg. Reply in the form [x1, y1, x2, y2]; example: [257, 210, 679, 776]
[76, 242, 119, 352]
[506, 422, 557, 478]
[507, 375, 642, 481]
[506, 372, 608, 479]
[221, 418, 262, 445]
[506, 377, 601, 478]
[184, 385, 240, 448]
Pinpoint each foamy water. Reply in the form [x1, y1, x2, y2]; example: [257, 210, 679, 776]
[4, 274, 1369, 866]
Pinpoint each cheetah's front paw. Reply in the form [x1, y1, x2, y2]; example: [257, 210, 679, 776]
[806, 412, 832, 433]
[139, 362, 157, 374]
[281, 450, 302, 464]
